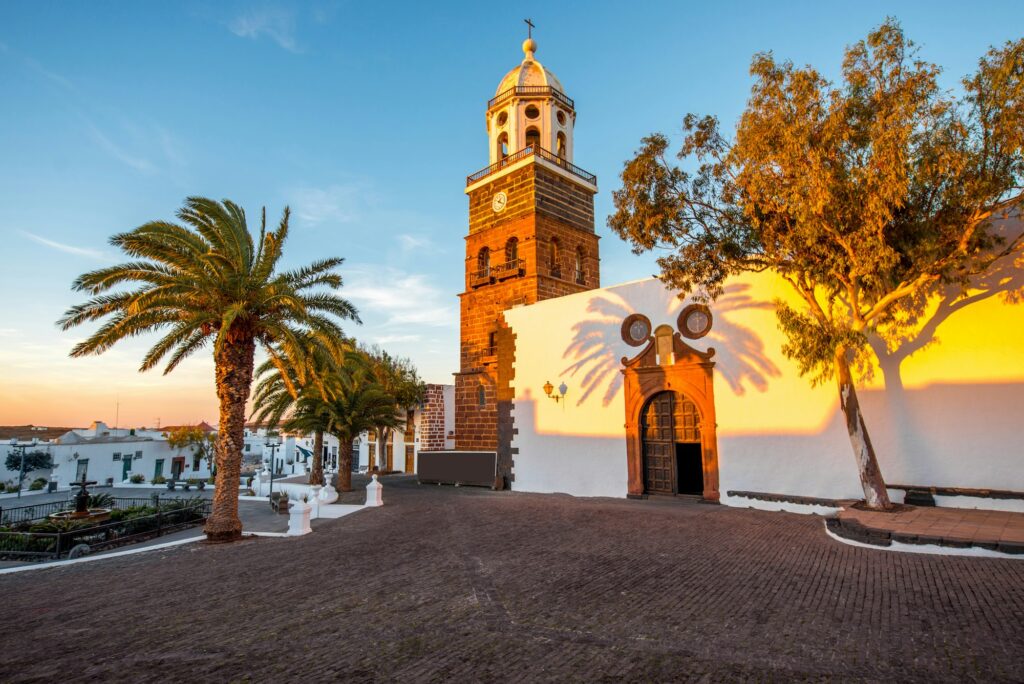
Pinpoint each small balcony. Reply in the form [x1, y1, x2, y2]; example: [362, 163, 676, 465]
[471, 258, 525, 288]
[488, 85, 574, 110]
[467, 145, 597, 187]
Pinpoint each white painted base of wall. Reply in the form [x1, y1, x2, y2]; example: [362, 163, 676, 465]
[720, 495, 841, 517]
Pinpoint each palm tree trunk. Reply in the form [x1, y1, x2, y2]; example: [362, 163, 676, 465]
[310, 429, 324, 486]
[205, 336, 256, 542]
[338, 438, 353, 491]
[835, 347, 891, 510]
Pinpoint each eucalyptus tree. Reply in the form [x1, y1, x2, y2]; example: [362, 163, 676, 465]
[59, 197, 359, 540]
[608, 21, 1023, 509]
[362, 345, 426, 471]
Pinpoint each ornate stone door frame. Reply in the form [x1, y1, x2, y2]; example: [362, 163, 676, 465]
[621, 317, 720, 502]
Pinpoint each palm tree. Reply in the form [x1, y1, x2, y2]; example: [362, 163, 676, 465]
[250, 331, 354, 487]
[362, 345, 426, 471]
[58, 197, 358, 542]
[325, 362, 402, 491]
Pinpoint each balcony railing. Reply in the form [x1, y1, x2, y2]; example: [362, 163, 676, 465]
[488, 86, 574, 110]
[545, 261, 586, 285]
[467, 145, 597, 187]
[471, 258, 525, 288]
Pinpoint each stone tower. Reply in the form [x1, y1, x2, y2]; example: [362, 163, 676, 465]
[455, 36, 600, 484]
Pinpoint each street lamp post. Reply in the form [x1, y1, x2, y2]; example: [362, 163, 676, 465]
[8, 437, 40, 499]
[265, 435, 282, 501]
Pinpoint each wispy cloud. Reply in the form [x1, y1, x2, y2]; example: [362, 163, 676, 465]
[228, 7, 300, 52]
[288, 183, 365, 225]
[397, 234, 433, 251]
[86, 123, 157, 174]
[21, 231, 111, 261]
[343, 266, 456, 329]
[372, 333, 423, 345]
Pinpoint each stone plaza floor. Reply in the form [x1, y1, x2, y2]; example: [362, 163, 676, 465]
[1, 476, 1022, 682]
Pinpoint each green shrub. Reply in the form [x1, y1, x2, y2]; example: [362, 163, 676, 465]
[186, 478, 200, 485]
[4, 482, 19, 493]
[29, 518, 88, 534]
[129, 474, 145, 484]
[207, 475, 216, 484]
[87, 493, 114, 508]
[29, 480, 45, 491]
[151, 475, 166, 485]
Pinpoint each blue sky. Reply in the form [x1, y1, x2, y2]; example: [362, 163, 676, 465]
[1, 0, 1021, 426]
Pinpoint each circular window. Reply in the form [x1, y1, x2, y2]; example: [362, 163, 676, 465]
[496, 111, 508, 127]
[621, 314, 653, 347]
[556, 110, 566, 126]
[524, 105, 540, 120]
[678, 304, 712, 339]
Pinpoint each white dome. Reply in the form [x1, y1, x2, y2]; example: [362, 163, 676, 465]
[494, 39, 565, 98]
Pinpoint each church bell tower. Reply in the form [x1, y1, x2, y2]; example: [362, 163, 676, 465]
[455, 32, 600, 484]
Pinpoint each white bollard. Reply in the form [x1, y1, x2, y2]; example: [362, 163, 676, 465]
[318, 480, 339, 505]
[287, 497, 312, 536]
[308, 485, 322, 519]
[365, 474, 383, 507]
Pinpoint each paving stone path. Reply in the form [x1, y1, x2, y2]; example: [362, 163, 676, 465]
[1, 476, 1022, 683]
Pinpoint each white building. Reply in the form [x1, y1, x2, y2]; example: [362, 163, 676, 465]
[49, 421, 214, 486]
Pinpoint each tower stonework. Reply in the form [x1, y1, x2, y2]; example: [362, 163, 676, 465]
[455, 37, 599, 485]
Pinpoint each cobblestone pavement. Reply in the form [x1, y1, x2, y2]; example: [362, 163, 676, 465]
[1, 476, 1022, 683]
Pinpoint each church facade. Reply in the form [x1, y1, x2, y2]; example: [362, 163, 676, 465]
[446, 37, 1024, 511]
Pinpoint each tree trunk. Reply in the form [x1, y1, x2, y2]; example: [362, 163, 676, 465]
[377, 427, 389, 471]
[205, 335, 256, 542]
[835, 347, 892, 510]
[338, 438, 353, 491]
[309, 429, 325, 486]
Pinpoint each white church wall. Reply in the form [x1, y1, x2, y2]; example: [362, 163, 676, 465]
[506, 262, 1024, 505]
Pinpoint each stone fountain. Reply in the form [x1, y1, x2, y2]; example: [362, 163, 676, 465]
[48, 475, 111, 525]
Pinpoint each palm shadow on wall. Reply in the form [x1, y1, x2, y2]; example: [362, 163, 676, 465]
[560, 282, 781, 407]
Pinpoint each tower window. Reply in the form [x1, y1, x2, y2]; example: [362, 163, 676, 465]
[477, 247, 490, 278]
[575, 247, 584, 284]
[525, 127, 540, 151]
[556, 110, 567, 126]
[496, 110, 508, 127]
[505, 237, 518, 264]
[557, 132, 567, 159]
[478, 385, 486, 407]
[524, 104, 540, 120]
[497, 132, 509, 160]
[549, 238, 561, 278]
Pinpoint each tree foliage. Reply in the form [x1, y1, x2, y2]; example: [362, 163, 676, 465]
[609, 20, 1022, 384]
[5, 450, 52, 475]
[166, 426, 217, 473]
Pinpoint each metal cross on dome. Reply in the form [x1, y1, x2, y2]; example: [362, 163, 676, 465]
[524, 18, 534, 39]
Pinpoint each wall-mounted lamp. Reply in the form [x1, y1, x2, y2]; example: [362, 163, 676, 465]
[543, 381, 568, 403]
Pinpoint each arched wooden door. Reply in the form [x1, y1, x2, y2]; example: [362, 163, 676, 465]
[641, 391, 703, 496]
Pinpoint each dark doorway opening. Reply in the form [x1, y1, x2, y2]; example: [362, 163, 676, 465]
[640, 390, 705, 497]
[675, 443, 703, 495]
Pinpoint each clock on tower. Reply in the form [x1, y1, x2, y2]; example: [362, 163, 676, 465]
[454, 33, 601, 486]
